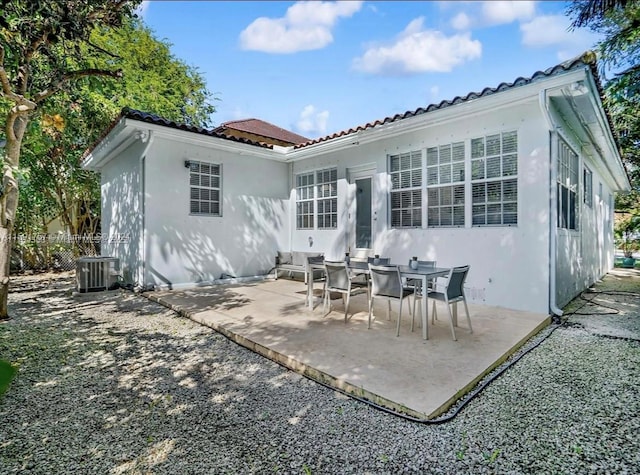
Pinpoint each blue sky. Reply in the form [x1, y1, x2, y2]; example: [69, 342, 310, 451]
[139, 1, 599, 139]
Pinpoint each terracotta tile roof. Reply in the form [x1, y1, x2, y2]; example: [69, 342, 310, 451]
[215, 118, 309, 145]
[81, 108, 273, 162]
[294, 51, 608, 149]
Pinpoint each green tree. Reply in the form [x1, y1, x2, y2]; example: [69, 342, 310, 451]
[0, 0, 141, 318]
[16, 18, 215, 260]
[570, 0, 640, 191]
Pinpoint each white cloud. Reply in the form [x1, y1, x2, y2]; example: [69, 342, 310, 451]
[482, 1, 536, 25]
[451, 12, 471, 30]
[296, 105, 330, 136]
[520, 14, 600, 59]
[352, 17, 482, 75]
[429, 85, 440, 99]
[240, 1, 363, 54]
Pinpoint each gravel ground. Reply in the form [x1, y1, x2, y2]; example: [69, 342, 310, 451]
[1, 270, 639, 474]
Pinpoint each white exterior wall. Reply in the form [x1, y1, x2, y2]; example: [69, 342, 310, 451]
[554, 131, 616, 307]
[143, 137, 289, 288]
[290, 101, 553, 314]
[100, 141, 144, 284]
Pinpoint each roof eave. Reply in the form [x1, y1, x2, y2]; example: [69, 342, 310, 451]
[83, 118, 288, 170]
[82, 117, 131, 170]
[286, 70, 586, 162]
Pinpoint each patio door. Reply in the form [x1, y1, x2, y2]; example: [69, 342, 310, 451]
[348, 165, 376, 252]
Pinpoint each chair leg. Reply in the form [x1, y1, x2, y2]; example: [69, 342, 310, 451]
[323, 288, 329, 316]
[396, 299, 403, 337]
[387, 300, 391, 321]
[411, 291, 422, 331]
[411, 297, 415, 333]
[344, 292, 351, 323]
[411, 294, 422, 332]
[445, 301, 457, 341]
[431, 299, 437, 324]
[463, 298, 473, 334]
[368, 296, 373, 329]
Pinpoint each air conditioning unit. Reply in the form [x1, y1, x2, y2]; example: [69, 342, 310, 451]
[76, 257, 121, 293]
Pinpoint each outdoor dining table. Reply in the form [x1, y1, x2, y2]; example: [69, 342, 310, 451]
[305, 260, 450, 340]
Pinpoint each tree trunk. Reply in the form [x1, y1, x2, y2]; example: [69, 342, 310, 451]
[0, 226, 11, 319]
[1, 111, 29, 319]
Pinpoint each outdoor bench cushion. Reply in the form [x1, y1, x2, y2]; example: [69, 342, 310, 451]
[277, 251, 293, 265]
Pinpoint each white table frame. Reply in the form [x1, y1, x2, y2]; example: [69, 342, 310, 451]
[397, 265, 450, 340]
[305, 262, 450, 340]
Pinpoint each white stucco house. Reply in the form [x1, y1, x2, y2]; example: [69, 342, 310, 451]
[83, 52, 630, 316]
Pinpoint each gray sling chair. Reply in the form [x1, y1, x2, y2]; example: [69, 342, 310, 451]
[421, 265, 473, 341]
[350, 256, 391, 286]
[368, 264, 414, 337]
[323, 260, 369, 322]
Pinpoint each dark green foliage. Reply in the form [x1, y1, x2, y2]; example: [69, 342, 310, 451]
[13, 17, 216, 246]
[569, 1, 640, 197]
[0, 359, 17, 397]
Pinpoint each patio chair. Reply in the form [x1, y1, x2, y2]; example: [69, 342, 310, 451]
[368, 264, 414, 336]
[427, 265, 473, 341]
[323, 260, 368, 323]
[351, 256, 391, 286]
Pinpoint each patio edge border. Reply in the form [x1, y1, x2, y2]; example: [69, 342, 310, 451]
[145, 291, 551, 421]
[428, 314, 552, 419]
[145, 292, 430, 420]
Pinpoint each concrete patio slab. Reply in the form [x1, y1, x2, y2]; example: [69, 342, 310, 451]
[147, 279, 549, 419]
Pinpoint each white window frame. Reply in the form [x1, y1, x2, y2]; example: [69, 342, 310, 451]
[389, 150, 422, 228]
[295, 167, 338, 230]
[426, 142, 465, 227]
[557, 139, 579, 230]
[296, 172, 315, 230]
[189, 160, 222, 217]
[316, 168, 338, 229]
[470, 131, 518, 226]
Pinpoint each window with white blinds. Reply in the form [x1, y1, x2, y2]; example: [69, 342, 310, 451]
[316, 168, 338, 229]
[583, 167, 593, 207]
[557, 139, 579, 230]
[471, 131, 518, 226]
[296, 172, 315, 229]
[296, 168, 338, 230]
[189, 161, 221, 216]
[390, 150, 422, 228]
[427, 142, 465, 227]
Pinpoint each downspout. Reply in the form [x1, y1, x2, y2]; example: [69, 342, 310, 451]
[289, 161, 294, 252]
[136, 129, 154, 289]
[538, 89, 564, 317]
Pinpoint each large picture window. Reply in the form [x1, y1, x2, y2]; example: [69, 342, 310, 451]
[427, 142, 465, 227]
[471, 131, 518, 226]
[557, 139, 579, 230]
[189, 161, 221, 216]
[390, 150, 422, 228]
[295, 168, 338, 230]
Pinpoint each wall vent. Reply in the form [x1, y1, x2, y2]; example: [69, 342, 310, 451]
[76, 257, 120, 293]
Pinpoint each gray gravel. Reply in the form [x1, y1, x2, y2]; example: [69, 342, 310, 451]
[1, 271, 639, 474]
